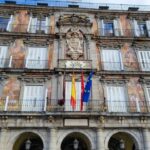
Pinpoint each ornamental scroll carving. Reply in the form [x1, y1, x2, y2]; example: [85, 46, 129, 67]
[66, 27, 84, 60]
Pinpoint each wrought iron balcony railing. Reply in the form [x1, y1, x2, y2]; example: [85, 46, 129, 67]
[0, 23, 54, 34]
[98, 28, 150, 38]
[0, 97, 148, 113]
[0, 58, 49, 69]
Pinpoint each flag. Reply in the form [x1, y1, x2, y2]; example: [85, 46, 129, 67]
[71, 73, 76, 110]
[80, 70, 84, 111]
[83, 71, 93, 102]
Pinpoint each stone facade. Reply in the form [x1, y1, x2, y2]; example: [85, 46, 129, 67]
[0, 2, 149, 150]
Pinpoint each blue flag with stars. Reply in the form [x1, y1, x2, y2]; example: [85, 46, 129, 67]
[83, 71, 93, 102]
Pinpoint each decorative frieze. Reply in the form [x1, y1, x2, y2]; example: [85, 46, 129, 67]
[58, 59, 92, 69]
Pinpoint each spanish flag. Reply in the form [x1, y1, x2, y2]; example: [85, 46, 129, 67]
[71, 73, 76, 110]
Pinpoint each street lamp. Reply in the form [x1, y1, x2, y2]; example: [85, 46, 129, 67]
[73, 139, 79, 150]
[25, 139, 31, 150]
[120, 139, 125, 150]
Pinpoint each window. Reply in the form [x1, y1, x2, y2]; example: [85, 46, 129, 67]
[104, 22, 114, 36]
[101, 49, 123, 71]
[105, 85, 127, 112]
[25, 47, 47, 69]
[0, 15, 13, 32]
[65, 81, 86, 111]
[133, 19, 150, 37]
[138, 50, 150, 71]
[145, 86, 150, 110]
[22, 85, 46, 111]
[27, 16, 50, 34]
[100, 18, 123, 36]
[0, 46, 8, 68]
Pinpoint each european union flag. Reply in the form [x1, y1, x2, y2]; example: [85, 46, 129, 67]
[83, 71, 93, 102]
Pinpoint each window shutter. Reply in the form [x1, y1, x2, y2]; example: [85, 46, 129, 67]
[6, 15, 14, 32]
[133, 19, 140, 37]
[30, 17, 37, 33]
[45, 17, 50, 34]
[146, 20, 150, 37]
[0, 46, 8, 67]
[102, 50, 122, 70]
[146, 87, 150, 102]
[138, 51, 150, 71]
[106, 85, 127, 112]
[118, 18, 123, 36]
[100, 19, 104, 36]
[113, 19, 119, 36]
[65, 82, 72, 111]
[27, 16, 32, 32]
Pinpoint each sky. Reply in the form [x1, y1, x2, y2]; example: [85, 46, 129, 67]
[79, 0, 150, 5]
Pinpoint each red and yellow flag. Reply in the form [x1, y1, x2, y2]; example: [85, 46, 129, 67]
[71, 73, 76, 110]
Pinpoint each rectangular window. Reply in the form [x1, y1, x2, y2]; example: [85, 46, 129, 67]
[0, 46, 8, 68]
[28, 16, 49, 34]
[138, 50, 150, 71]
[138, 22, 147, 37]
[0, 15, 13, 32]
[145, 86, 150, 110]
[25, 47, 47, 69]
[22, 85, 45, 111]
[104, 22, 114, 36]
[105, 85, 127, 112]
[65, 81, 86, 111]
[101, 49, 123, 71]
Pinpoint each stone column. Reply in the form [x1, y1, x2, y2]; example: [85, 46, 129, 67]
[0, 129, 7, 150]
[49, 128, 57, 150]
[97, 128, 105, 150]
[143, 128, 150, 150]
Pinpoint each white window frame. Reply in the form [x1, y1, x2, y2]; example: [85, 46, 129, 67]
[104, 84, 127, 112]
[21, 84, 47, 112]
[100, 18, 122, 36]
[137, 50, 150, 71]
[144, 85, 150, 112]
[101, 49, 123, 71]
[0, 45, 8, 68]
[27, 16, 50, 34]
[25, 46, 48, 69]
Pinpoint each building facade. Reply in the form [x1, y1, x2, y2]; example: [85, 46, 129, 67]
[0, 1, 150, 150]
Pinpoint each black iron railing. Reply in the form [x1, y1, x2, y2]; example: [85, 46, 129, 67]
[0, 97, 148, 113]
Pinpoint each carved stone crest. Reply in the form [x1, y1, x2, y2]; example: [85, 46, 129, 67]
[66, 27, 84, 60]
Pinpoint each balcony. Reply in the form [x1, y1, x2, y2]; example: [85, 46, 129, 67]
[98, 28, 150, 38]
[0, 58, 50, 70]
[0, 23, 54, 34]
[0, 97, 148, 114]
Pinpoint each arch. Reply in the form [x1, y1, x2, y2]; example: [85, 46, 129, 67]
[7, 130, 45, 150]
[58, 130, 95, 150]
[12, 132, 44, 150]
[105, 130, 142, 150]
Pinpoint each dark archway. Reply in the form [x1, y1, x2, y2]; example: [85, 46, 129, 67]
[108, 132, 136, 150]
[61, 132, 91, 150]
[13, 132, 43, 150]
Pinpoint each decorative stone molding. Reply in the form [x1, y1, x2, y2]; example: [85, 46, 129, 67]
[140, 116, 147, 123]
[99, 116, 105, 124]
[18, 75, 51, 83]
[118, 116, 125, 123]
[58, 59, 92, 69]
[66, 27, 84, 60]
[57, 14, 92, 27]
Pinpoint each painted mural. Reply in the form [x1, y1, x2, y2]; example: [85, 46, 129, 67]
[9, 39, 26, 69]
[127, 77, 146, 112]
[1, 77, 21, 111]
[12, 10, 29, 33]
[122, 43, 139, 71]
